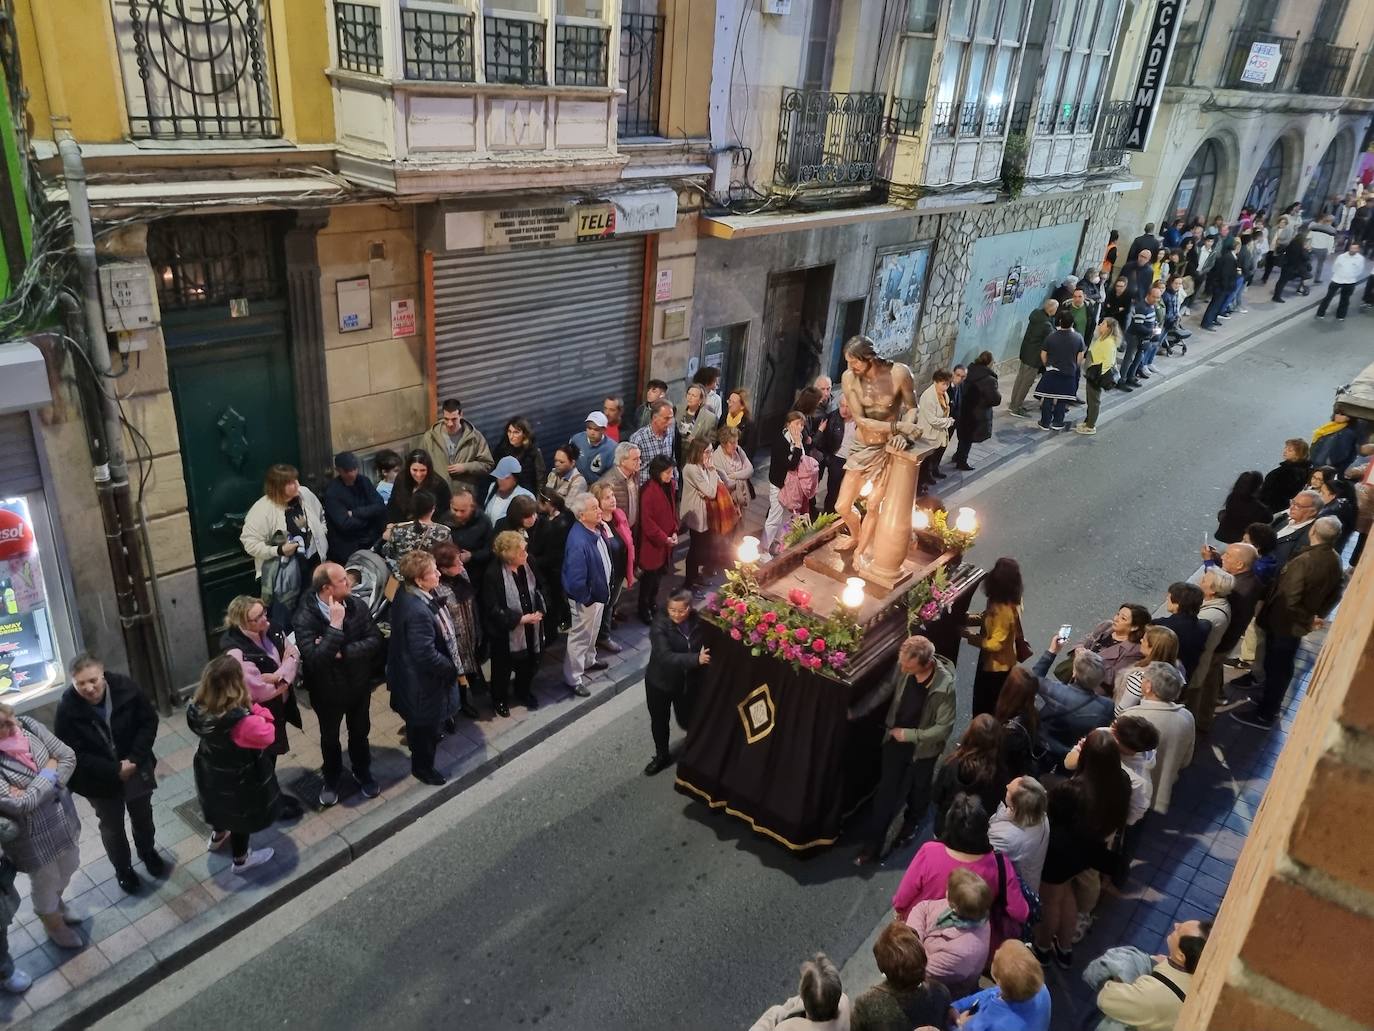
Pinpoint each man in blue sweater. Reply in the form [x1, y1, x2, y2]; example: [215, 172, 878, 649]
[561, 494, 611, 697]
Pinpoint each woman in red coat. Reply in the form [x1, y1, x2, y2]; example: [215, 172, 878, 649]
[637, 456, 680, 624]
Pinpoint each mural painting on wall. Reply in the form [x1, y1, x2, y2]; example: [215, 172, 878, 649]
[866, 242, 933, 359]
[958, 221, 1086, 364]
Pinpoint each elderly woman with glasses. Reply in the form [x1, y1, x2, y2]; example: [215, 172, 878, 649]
[482, 530, 547, 718]
[221, 595, 304, 819]
[0, 706, 83, 951]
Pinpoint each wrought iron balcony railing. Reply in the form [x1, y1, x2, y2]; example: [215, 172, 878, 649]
[116, 0, 281, 140]
[335, 2, 382, 74]
[1293, 40, 1355, 97]
[402, 7, 476, 82]
[484, 14, 546, 85]
[887, 97, 925, 136]
[618, 13, 664, 136]
[1220, 28, 1297, 92]
[774, 89, 884, 190]
[1089, 99, 1131, 167]
[555, 22, 609, 87]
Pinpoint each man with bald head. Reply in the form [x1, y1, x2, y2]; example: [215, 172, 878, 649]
[1234, 517, 1345, 731]
[294, 561, 383, 806]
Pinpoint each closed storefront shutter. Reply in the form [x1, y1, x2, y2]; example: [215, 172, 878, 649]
[432, 238, 646, 455]
[0, 412, 43, 495]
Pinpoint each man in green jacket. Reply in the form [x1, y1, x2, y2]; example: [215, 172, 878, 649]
[1008, 299, 1059, 417]
[417, 398, 494, 495]
[849, 635, 956, 864]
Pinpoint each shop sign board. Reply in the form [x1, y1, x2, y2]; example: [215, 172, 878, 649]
[485, 203, 619, 252]
[1123, 0, 1184, 152]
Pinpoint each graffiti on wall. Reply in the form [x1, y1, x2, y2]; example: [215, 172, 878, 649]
[866, 242, 933, 360]
[958, 221, 1086, 363]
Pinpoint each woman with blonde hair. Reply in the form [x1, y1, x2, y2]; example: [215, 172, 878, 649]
[387, 549, 459, 783]
[187, 655, 281, 874]
[679, 437, 723, 592]
[0, 705, 83, 950]
[1114, 625, 1184, 715]
[481, 530, 547, 717]
[1076, 317, 1121, 436]
[722, 388, 753, 447]
[240, 463, 327, 623]
[715, 425, 755, 516]
[678, 383, 719, 446]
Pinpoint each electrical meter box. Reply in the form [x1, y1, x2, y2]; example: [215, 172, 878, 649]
[98, 261, 162, 333]
[761, 0, 792, 12]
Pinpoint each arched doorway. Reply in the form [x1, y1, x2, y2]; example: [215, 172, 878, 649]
[1302, 139, 1341, 217]
[1170, 139, 1221, 223]
[1243, 141, 1284, 217]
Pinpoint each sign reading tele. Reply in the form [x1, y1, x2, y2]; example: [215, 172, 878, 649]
[1123, 0, 1184, 153]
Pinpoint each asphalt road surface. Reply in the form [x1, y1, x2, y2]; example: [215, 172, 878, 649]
[101, 309, 1370, 1031]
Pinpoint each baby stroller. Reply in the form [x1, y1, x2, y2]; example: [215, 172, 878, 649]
[344, 549, 394, 682]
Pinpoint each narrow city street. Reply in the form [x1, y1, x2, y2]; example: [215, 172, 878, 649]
[94, 310, 1372, 1031]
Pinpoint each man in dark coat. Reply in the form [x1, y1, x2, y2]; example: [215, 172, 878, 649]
[322, 451, 387, 562]
[1126, 223, 1161, 265]
[1008, 299, 1058, 417]
[54, 656, 162, 894]
[1235, 518, 1345, 731]
[1200, 238, 1240, 331]
[387, 550, 458, 785]
[440, 486, 495, 589]
[951, 353, 1001, 471]
[642, 590, 709, 776]
[294, 562, 384, 806]
[1151, 582, 1209, 679]
[1122, 249, 1156, 300]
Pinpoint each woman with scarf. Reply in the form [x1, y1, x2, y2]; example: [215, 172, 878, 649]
[679, 438, 723, 592]
[482, 530, 547, 718]
[387, 549, 459, 785]
[492, 416, 546, 496]
[677, 384, 719, 449]
[386, 449, 453, 524]
[0, 706, 83, 949]
[1309, 410, 1361, 472]
[721, 389, 754, 451]
[432, 541, 483, 723]
[221, 595, 304, 819]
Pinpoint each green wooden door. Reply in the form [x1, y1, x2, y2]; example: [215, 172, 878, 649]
[165, 301, 298, 649]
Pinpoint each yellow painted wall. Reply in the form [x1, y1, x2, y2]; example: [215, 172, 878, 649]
[17, 0, 125, 141]
[269, 0, 336, 144]
[661, 0, 714, 139]
[16, 0, 333, 145]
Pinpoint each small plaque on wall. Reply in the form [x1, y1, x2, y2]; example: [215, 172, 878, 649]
[336, 276, 372, 333]
[661, 305, 687, 340]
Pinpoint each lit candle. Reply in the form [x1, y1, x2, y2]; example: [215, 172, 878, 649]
[737, 535, 761, 564]
[955, 507, 977, 533]
[912, 508, 930, 530]
[841, 576, 866, 608]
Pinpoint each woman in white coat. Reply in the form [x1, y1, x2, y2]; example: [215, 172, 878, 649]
[240, 464, 328, 624]
[915, 369, 956, 496]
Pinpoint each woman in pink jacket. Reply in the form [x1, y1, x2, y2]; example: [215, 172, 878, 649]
[892, 794, 1030, 954]
[187, 655, 283, 874]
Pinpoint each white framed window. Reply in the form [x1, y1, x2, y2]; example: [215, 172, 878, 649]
[1037, 0, 1121, 134]
[893, 0, 1029, 137]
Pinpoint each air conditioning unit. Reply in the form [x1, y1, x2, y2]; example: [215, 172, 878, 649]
[761, 0, 792, 14]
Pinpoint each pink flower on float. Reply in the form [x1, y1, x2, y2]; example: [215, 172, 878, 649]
[793, 627, 810, 642]
[761, 611, 778, 624]
[920, 601, 938, 621]
[705, 592, 718, 607]
[729, 628, 742, 641]
[829, 650, 848, 667]
[812, 638, 827, 652]
[734, 600, 748, 614]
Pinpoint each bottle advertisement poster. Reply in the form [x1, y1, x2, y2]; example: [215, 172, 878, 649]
[0, 499, 52, 696]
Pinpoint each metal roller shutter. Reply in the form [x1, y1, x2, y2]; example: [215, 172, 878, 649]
[0, 412, 43, 495]
[433, 238, 646, 456]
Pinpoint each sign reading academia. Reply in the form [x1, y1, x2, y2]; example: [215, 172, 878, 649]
[1123, 0, 1184, 153]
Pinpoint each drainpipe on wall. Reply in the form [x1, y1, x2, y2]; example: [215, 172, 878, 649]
[57, 133, 173, 714]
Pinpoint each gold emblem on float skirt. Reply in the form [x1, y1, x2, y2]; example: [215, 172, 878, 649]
[738, 684, 776, 744]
